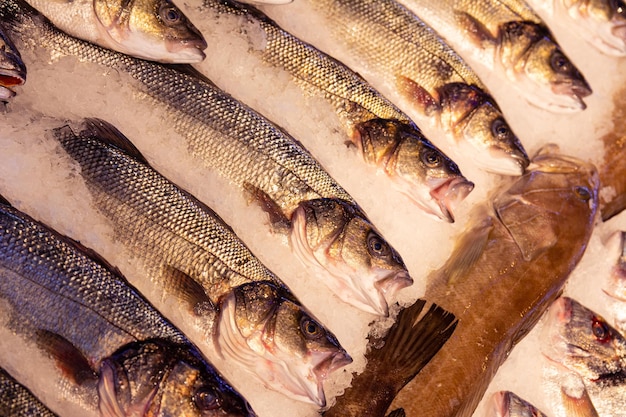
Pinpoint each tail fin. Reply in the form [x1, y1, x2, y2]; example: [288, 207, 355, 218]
[324, 299, 457, 417]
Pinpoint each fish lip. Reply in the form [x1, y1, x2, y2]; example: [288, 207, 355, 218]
[375, 270, 413, 301]
[552, 79, 592, 109]
[540, 297, 574, 363]
[482, 148, 529, 176]
[0, 68, 26, 98]
[429, 177, 474, 223]
[313, 349, 353, 381]
[165, 39, 207, 63]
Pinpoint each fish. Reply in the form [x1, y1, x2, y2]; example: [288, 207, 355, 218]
[0, 22, 25, 100]
[0, 194, 255, 417]
[541, 297, 626, 417]
[550, 0, 626, 56]
[323, 299, 458, 417]
[0, 0, 412, 317]
[0, 367, 59, 416]
[259, 0, 530, 176]
[604, 230, 626, 302]
[489, 391, 549, 417]
[195, 0, 474, 222]
[387, 146, 599, 417]
[52, 117, 352, 407]
[25, 0, 207, 63]
[397, 0, 592, 112]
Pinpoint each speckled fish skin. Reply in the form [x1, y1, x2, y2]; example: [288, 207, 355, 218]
[542, 297, 626, 417]
[25, 0, 208, 63]
[398, 0, 592, 112]
[52, 119, 352, 407]
[390, 146, 599, 417]
[0, 23, 25, 100]
[0, 367, 59, 417]
[0, 0, 411, 317]
[198, 0, 474, 223]
[0, 196, 255, 417]
[260, 0, 530, 176]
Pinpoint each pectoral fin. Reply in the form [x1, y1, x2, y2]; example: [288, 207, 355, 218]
[454, 11, 496, 45]
[396, 76, 440, 116]
[243, 182, 291, 230]
[162, 265, 214, 316]
[35, 330, 97, 386]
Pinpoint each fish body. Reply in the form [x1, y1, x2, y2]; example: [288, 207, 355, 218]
[52, 118, 352, 407]
[0, 367, 58, 417]
[0, 23, 25, 99]
[25, 0, 207, 62]
[259, 0, 530, 176]
[0, 0, 411, 317]
[196, 0, 473, 222]
[397, 0, 592, 112]
[0, 195, 254, 417]
[542, 297, 626, 417]
[389, 147, 599, 417]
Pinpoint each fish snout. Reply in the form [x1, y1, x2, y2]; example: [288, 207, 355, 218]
[313, 349, 353, 381]
[430, 177, 475, 223]
[165, 38, 208, 63]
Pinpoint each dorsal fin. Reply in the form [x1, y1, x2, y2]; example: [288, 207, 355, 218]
[35, 329, 97, 386]
[78, 118, 150, 165]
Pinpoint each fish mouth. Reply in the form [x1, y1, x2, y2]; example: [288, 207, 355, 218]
[610, 23, 626, 55]
[490, 391, 510, 417]
[165, 38, 208, 63]
[550, 80, 592, 111]
[429, 177, 474, 223]
[540, 297, 576, 363]
[375, 270, 413, 301]
[0, 68, 26, 99]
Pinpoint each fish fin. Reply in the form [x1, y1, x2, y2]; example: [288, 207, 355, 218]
[35, 330, 97, 385]
[561, 384, 599, 417]
[396, 76, 440, 115]
[76, 118, 151, 166]
[162, 265, 215, 316]
[454, 11, 496, 45]
[602, 193, 626, 221]
[386, 409, 406, 417]
[243, 182, 291, 230]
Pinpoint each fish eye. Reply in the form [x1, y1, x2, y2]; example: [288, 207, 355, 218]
[550, 51, 571, 74]
[300, 317, 323, 339]
[591, 318, 611, 343]
[574, 186, 591, 201]
[367, 232, 390, 258]
[160, 5, 182, 25]
[193, 387, 222, 411]
[421, 148, 442, 168]
[491, 119, 510, 141]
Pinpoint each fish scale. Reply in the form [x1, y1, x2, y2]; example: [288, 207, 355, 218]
[0, 367, 59, 416]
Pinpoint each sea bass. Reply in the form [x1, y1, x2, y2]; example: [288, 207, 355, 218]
[53, 118, 352, 407]
[389, 146, 599, 417]
[0, 0, 411, 317]
[195, 0, 474, 222]
[0, 23, 25, 100]
[397, 0, 592, 112]
[25, 0, 207, 62]
[0, 367, 58, 417]
[0, 194, 254, 417]
[542, 297, 626, 417]
[259, 0, 530, 176]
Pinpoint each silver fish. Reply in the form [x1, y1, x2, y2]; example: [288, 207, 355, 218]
[260, 0, 530, 176]
[0, 0, 411, 317]
[0, 22, 24, 100]
[196, 0, 474, 222]
[0, 367, 58, 417]
[541, 297, 626, 417]
[398, 0, 592, 112]
[0, 194, 255, 417]
[52, 118, 352, 407]
[25, 0, 207, 62]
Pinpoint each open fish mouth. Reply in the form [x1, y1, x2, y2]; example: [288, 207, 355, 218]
[429, 177, 475, 223]
[550, 80, 593, 111]
[0, 68, 25, 99]
[165, 38, 208, 63]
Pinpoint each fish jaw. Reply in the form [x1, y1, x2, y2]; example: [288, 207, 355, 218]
[489, 391, 547, 417]
[0, 38, 26, 99]
[427, 177, 475, 223]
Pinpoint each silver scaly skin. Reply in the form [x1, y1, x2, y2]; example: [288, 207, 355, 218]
[0, 195, 255, 417]
[25, 0, 207, 62]
[260, 0, 530, 176]
[398, 0, 592, 112]
[0, 367, 59, 417]
[53, 118, 352, 407]
[542, 297, 626, 417]
[0, 0, 411, 317]
[0, 22, 25, 100]
[197, 0, 474, 222]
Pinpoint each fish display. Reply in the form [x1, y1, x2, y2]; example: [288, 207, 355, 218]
[25, 0, 207, 62]
[541, 297, 626, 417]
[0, 0, 412, 317]
[194, 0, 474, 222]
[259, 0, 530, 176]
[324, 299, 458, 417]
[0, 22, 25, 100]
[0, 194, 254, 417]
[0, 367, 58, 417]
[52, 118, 352, 407]
[397, 0, 592, 112]
[387, 147, 599, 417]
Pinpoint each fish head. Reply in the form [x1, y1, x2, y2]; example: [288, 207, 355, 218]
[98, 339, 256, 417]
[0, 24, 25, 99]
[490, 391, 548, 417]
[541, 297, 626, 382]
[497, 21, 591, 112]
[214, 281, 351, 406]
[352, 119, 474, 222]
[94, 0, 208, 63]
[290, 198, 412, 316]
[605, 230, 626, 301]
[493, 145, 598, 261]
[439, 83, 529, 175]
